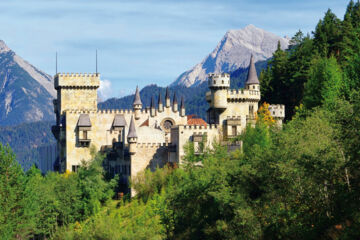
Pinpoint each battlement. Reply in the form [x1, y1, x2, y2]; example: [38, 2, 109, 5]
[227, 89, 261, 100]
[137, 142, 169, 148]
[176, 124, 218, 130]
[269, 104, 285, 119]
[97, 109, 133, 114]
[54, 73, 100, 89]
[208, 73, 230, 88]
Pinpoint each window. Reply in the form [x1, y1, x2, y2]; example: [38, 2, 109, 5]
[249, 105, 254, 115]
[72, 165, 80, 172]
[83, 130, 87, 140]
[253, 85, 255, 89]
[232, 126, 236, 136]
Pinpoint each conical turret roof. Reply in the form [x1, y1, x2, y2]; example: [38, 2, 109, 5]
[245, 55, 260, 85]
[128, 116, 137, 138]
[173, 92, 177, 105]
[150, 95, 155, 109]
[133, 86, 142, 105]
[180, 96, 185, 109]
[158, 91, 163, 104]
[165, 87, 170, 99]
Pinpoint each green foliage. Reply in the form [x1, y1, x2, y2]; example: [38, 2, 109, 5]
[0, 143, 25, 239]
[0, 147, 116, 239]
[53, 199, 166, 240]
[303, 56, 343, 109]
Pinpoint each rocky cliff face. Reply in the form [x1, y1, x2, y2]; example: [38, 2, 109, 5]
[0, 40, 55, 126]
[171, 24, 289, 87]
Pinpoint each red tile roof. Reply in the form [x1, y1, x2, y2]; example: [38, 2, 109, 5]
[187, 115, 207, 126]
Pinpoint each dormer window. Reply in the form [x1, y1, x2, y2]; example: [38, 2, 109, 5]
[112, 114, 126, 131]
[77, 114, 91, 147]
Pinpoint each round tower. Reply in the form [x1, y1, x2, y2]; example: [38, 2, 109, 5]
[127, 116, 137, 154]
[208, 73, 230, 109]
[133, 86, 142, 120]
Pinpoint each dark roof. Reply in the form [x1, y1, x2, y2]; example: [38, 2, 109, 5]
[165, 87, 170, 99]
[77, 114, 91, 127]
[127, 116, 137, 138]
[113, 114, 126, 127]
[150, 95, 155, 109]
[245, 55, 260, 85]
[173, 92, 177, 105]
[133, 86, 142, 105]
[158, 91, 163, 104]
[180, 96, 185, 109]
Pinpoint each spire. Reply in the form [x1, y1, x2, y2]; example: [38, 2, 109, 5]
[173, 92, 177, 105]
[165, 87, 170, 100]
[245, 55, 260, 85]
[158, 91, 163, 105]
[133, 86, 142, 105]
[150, 95, 155, 109]
[128, 116, 137, 138]
[180, 96, 185, 109]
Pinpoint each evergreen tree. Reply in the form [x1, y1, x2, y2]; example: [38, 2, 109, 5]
[0, 144, 25, 239]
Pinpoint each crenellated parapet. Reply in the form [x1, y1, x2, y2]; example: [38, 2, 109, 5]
[269, 104, 285, 119]
[136, 142, 169, 148]
[54, 73, 100, 89]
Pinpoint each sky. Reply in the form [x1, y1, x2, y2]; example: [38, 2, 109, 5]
[0, 0, 349, 100]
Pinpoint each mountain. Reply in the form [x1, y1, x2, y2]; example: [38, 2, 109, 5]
[171, 24, 289, 87]
[0, 40, 55, 126]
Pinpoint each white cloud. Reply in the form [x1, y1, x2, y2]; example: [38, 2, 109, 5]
[98, 79, 113, 102]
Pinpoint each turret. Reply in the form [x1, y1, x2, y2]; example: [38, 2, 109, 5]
[165, 87, 171, 108]
[208, 73, 230, 109]
[158, 91, 164, 112]
[150, 95, 156, 117]
[180, 96, 185, 117]
[133, 86, 142, 120]
[172, 92, 178, 112]
[245, 55, 260, 91]
[127, 116, 137, 154]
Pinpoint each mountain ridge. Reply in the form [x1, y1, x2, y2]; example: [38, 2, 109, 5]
[171, 24, 289, 87]
[0, 40, 55, 125]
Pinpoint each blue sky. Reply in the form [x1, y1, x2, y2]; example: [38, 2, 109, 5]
[0, 0, 349, 99]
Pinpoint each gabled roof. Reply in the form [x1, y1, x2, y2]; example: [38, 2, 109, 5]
[113, 114, 126, 127]
[245, 55, 260, 85]
[127, 116, 137, 138]
[133, 86, 142, 105]
[77, 114, 91, 127]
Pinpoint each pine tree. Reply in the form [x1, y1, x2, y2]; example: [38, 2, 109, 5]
[0, 144, 25, 239]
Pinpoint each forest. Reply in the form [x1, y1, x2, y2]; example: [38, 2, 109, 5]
[1, 1, 360, 239]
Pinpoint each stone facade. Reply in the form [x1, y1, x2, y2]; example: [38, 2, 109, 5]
[52, 56, 285, 195]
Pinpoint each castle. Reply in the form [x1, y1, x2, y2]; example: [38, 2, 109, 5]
[51, 56, 285, 194]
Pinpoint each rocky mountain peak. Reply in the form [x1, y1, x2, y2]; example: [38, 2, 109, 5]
[171, 25, 289, 87]
[0, 40, 11, 53]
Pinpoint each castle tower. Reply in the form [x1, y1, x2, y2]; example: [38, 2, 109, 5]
[133, 86, 142, 120]
[245, 55, 260, 91]
[172, 92, 178, 112]
[54, 73, 100, 116]
[165, 87, 171, 108]
[127, 116, 137, 154]
[208, 73, 230, 109]
[158, 91, 164, 112]
[180, 96, 185, 117]
[52, 73, 100, 172]
[150, 95, 156, 117]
